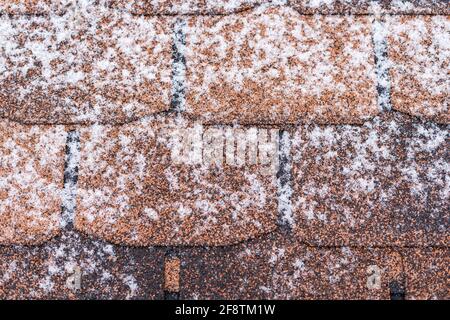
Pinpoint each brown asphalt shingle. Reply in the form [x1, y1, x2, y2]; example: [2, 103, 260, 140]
[387, 15, 449, 124]
[0, 230, 165, 299]
[0, 5, 172, 124]
[75, 116, 278, 246]
[291, 0, 450, 15]
[291, 113, 449, 246]
[110, 0, 264, 15]
[164, 256, 181, 293]
[184, 7, 378, 124]
[383, 0, 450, 15]
[290, 0, 372, 14]
[180, 232, 405, 299]
[0, 121, 66, 245]
[0, 0, 60, 14]
[403, 248, 449, 300]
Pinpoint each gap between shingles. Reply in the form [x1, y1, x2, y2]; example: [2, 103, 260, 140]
[276, 129, 293, 232]
[61, 130, 80, 230]
[170, 18, 187, 113]
[371, 12, 393, 113]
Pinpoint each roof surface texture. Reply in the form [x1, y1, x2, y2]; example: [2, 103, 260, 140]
[0, 0, 449, 299]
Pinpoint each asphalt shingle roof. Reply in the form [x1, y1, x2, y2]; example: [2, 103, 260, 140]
[0, 0, 448, 299]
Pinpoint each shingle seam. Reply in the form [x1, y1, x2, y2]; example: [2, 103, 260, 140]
[3, 240, 446, 250]
[170, 18, 187, 113]
[277, 129, 293, 231]
[372, 14, 393, 113]
[86, 225, 447, 250]
[61, 130, 80, 230]
[70, 228, 279, 248]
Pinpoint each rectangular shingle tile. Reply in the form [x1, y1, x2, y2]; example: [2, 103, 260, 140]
[110, 0, 264, 15]
[291, 113, 449, 246]
[181, 233, 404, 299]
[184, 6, 378, 124]
[0, 5, 172, 124]
[180, 233, 280, 300]
[0, 231, 165, 299]
[270, 245, 404, 299]
[387, 15, 449, 124]
[403, 248, 449, 300]
[0, 120, 66, 245]
[75, 116, 278, 246]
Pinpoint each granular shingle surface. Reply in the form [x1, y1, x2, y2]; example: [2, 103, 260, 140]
[75, 116, 278, 246]
[403, 248, 449, 300]
[0, 121, 66, 245]
[185, 7, 378, 124]
[0, 3, 172, 124]
[0, 230, 165, 299]
[181, 232, 405, 299]
[0, 0, 448, 300]
[291, 113, 449, 246]
[387, 15, 449, 123]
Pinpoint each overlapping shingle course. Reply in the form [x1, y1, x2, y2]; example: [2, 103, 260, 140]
[0, 0, 448, 299]
[0, 1, 448, 124]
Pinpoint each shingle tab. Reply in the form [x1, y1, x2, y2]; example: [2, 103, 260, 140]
[0, 121, 66, 245]
[184, 7, 378, 124]
[269, 245, 403, 299]
[0, 231, 165, 299]
[181, 233, 403, 299]
[387, 15, 449, 124]
[0, 6, 172, 124]
[75, 116, 278, 246]
[291, 113, 449, 246]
